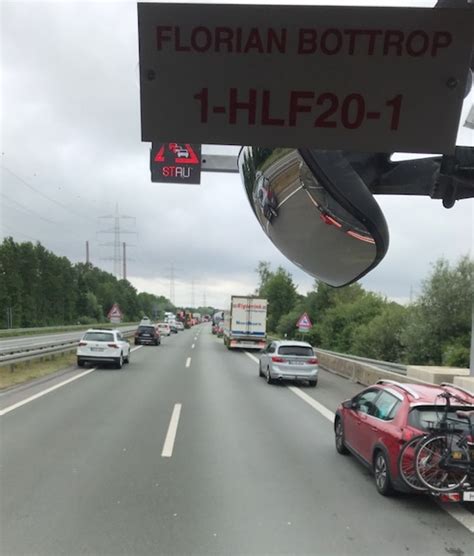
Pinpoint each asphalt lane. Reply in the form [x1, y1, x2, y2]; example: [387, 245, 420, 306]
[1, 325, 473, 555]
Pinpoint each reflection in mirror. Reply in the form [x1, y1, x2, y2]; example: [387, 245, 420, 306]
[239, 148, 389, 287]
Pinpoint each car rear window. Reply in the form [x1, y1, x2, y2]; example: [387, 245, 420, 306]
[138, 326, 155, 333]
[278, 346, 314, 356]
[83, 332, 114, 342]
[408, 406, 474, 432]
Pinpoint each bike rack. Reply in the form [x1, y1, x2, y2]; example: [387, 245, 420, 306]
[440, 382, 474, 399]
[376, 379, 420, 399]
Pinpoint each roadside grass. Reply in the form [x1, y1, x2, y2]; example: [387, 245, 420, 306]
[0, 322, 136, 339]
[0, 352, 77, 390]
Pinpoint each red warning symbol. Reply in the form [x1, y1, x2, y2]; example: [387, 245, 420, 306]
[154, 143, 199, 164]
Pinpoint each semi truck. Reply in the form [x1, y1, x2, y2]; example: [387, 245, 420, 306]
[223, 296, 268, 350]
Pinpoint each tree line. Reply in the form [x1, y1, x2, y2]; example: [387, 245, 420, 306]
[0, 238, 176, 327]
[256, 256, 472, 367]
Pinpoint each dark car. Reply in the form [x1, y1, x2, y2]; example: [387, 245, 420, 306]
[134, 325, 161, 346]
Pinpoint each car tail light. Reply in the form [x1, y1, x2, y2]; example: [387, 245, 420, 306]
[440, 493, 461, 503]
[271, 356, 284, 363]
[107, 343, 119, 348]
[307, 358, 319, 364]
[401, 428, 419, 442]
[78, 341, 87, 346]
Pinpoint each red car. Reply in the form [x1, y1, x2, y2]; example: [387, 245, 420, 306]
[334, 380, 474, 498]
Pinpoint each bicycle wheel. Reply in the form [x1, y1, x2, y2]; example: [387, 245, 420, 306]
[415, 434, 470, 493]
[398, 435, 428, 491]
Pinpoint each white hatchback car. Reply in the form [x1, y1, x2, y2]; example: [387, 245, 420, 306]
[77, 328, 130, 369]
[157, 322, 171, 336]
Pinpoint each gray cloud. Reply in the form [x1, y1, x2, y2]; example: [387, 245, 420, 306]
[1, 0, 472, 309]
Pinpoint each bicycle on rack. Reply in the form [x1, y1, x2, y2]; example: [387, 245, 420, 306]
[413, 391, 474, 493]
[398, 433, 430, 492]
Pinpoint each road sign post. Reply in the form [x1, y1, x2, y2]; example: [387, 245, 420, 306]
[107, 303, 123, 324]
[296, 312, 313, 335]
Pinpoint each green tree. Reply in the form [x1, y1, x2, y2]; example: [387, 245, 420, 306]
[351, 303, 407, 362]
[401, 256, 473, 366]
[317, 290, 385, 353]
[259, 266, 297, 332]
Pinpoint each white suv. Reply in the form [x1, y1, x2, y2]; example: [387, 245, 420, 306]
[77, 328, 131, 369]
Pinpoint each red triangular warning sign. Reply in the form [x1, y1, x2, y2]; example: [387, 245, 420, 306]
[296, 312, 312, 328]
[107, 303, 123, 319]
[172, 144, 199, 164]
[154, 145, 165, 163]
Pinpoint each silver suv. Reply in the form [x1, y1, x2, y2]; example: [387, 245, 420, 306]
[259, 341, 319, 387]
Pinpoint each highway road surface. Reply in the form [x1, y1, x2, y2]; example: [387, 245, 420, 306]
[1, 324, 473, 555]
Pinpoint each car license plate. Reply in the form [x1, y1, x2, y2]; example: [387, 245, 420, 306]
[463, 491, 474, 502]
[290, 360, 304, 365]
[91, 347, 104, 352]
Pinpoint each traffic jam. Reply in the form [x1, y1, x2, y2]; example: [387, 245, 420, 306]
[210, 296, 474, 504]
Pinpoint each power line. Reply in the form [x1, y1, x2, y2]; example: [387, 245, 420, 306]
[1, 165, 96, 224]
[98, 204, 136, 279]
[165, 262, 182, 305]
[1, 193, 58, 225]
[1, 223, 39, 242]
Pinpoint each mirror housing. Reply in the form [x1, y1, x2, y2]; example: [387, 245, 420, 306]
[239, 147, 389, 287]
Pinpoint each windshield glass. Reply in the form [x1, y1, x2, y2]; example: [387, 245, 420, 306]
[138, 326, 155, 333]
[2, 2, 473, 555]
[83, 332, 114, 342]
[408, 406, 474, 432]
[278, 346, 314, 356]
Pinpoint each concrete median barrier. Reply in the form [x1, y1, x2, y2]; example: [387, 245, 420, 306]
[315, 350, 442, 387]
[407, 365, 470, 385]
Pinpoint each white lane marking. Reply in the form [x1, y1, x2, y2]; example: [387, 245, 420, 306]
[192, 344, 195, 349]
[194, 336, 198, 341]
[161, 403, 182, 458]
[245, 352, 259, 363]
[245, 352, 333, 422]
[436, 502, 474, 533]
[244, 351, 473, 533]
[0, 368, 97, 416]
[185, 357, 191, 368]
[0, 345, 143, 417]
[287, 386, 334, 422]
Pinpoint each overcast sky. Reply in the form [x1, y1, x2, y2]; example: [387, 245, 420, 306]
[1, 0, 472, 309]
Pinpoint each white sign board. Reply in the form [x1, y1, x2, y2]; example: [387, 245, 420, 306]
[137, 4, 473, 154]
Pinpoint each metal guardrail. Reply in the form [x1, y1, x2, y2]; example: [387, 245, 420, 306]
[0, 329, 136, 367]
[316, 348, 407, 375]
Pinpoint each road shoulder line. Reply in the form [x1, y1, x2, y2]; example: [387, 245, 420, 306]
[0, 345, 142, 416]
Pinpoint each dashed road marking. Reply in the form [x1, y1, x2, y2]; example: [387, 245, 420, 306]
[161, 403, 182, 458]
[186, 357, 191, 368]
[244, 350, 474, 533]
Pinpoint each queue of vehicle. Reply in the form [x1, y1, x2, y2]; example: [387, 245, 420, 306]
[213, 297, 474, 505]
[76, 313, 197, 369]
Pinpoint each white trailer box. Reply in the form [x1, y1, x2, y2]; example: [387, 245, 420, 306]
[223, 296, 267, 350]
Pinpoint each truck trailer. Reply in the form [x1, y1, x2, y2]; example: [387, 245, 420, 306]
[223, 296, 267, 350]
